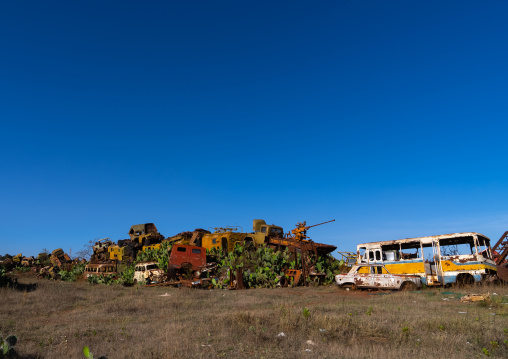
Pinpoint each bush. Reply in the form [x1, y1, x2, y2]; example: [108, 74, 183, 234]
[87, 274, 116, 285]
[119, 264, 135, 285]
[59, 263, 86, 282]
[207, 243, 342, 288]
[0, 335, 17, 358]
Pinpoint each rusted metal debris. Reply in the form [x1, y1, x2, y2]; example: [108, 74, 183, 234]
[50, 248, 72, 270]
[228, 268, 245, 290]
[283, 269, 302, 287]
[460, 294, 489, 302]
[492, 231, 508, 282]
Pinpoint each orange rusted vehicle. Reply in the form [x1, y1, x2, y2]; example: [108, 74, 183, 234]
[167, 245, 216, 287]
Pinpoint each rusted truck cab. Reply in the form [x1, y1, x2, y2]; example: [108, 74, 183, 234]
[169, 245, 207, 271]
[168, 244, 217, 287]
[335, 264, 421, 291]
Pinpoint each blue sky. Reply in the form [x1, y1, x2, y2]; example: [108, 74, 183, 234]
[1, 1, 508, 257]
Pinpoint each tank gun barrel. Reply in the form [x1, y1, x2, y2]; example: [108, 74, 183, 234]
[305, 219, 335, 230]
[291, 219, 335, 241]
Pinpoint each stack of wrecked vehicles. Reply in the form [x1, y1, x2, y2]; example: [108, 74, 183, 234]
[335, 231, 503, 290]
[82, 219, 341, 289]
[0, 248, 83, 281]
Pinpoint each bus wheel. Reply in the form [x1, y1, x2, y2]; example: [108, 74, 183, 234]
[401, 282, 417, 291]
[456, 274, 474, 287]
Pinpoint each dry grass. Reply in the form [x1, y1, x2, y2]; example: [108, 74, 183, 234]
[1, 274, 508, 358]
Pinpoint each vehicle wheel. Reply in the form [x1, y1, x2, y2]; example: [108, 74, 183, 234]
[401, 281, 417, 291]
[455, 274, 474, 287]
[343, 283, 357, 291]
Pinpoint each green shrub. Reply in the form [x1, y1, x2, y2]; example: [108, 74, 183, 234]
[0, 335, 17, 358]
[59, 263, 86, 282]
[119, 264, 135, 285]
[87, 274, 116, 285]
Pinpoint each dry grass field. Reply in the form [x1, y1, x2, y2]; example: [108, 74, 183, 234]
[1, 274, 508, 359]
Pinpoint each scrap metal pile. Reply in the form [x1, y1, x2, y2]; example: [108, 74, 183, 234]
[1, 219, 346, 289]
[3, 218, 508, 290]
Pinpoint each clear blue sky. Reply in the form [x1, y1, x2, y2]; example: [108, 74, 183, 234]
[1, 1, 508, 257]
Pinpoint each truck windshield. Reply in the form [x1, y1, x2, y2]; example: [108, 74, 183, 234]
[270, 228, 283, 236]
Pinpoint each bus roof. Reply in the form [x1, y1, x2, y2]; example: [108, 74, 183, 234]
[358, 232, 491, 248]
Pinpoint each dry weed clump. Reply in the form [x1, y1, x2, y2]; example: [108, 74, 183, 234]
[1, 275, 508, 358]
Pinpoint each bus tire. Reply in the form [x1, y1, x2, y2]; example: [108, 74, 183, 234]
[456, 274, 474, 287]
[400, 281, 417, 291]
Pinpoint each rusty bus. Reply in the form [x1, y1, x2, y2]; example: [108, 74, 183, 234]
[356, 232, 497, 286]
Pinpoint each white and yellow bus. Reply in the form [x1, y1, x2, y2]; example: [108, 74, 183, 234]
[356, 232, 497, 286]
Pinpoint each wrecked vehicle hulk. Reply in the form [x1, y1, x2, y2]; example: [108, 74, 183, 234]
[83, 263, 118, 279]
[107, 223, 165, 263]
[166, 245, 217, 288]
[133, 261, 165, 285]
[356, 232, 497, 286]
[335, 264, 421, 290]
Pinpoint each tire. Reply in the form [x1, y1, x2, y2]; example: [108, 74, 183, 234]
[455, 274, 474, 287]
[400, 281, 417, 291]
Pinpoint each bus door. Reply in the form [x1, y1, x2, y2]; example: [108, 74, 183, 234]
[432, 241, 444, 284]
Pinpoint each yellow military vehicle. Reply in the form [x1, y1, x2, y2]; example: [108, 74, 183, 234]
[180, 220, 284, 253]
[12, 253, 23, 265]
[105, 223, 165, 263]
[128, 223, 164, 245]
[21, 256, 35, 267]
[200, 227, 251, 254]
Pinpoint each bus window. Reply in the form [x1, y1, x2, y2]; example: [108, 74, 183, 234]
[383, 250, 400, 261]
[439, 237, 475, 257]
[400, 242, 423, 261]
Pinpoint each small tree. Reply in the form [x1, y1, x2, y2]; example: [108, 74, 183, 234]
[75, 240, 95, 261]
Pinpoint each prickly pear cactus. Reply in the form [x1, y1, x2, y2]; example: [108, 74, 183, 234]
[0, 335, 18, 358]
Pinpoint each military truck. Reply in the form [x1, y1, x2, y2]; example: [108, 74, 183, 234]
[91, 238, 114, 262]
[21, 256, 35, 267]
[12, 254, 23, 266]
[107, 223, 165, 263]
[128, 223, 164, 245]
[167, 245, 217, 287]
[185, 219, 336, 256]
